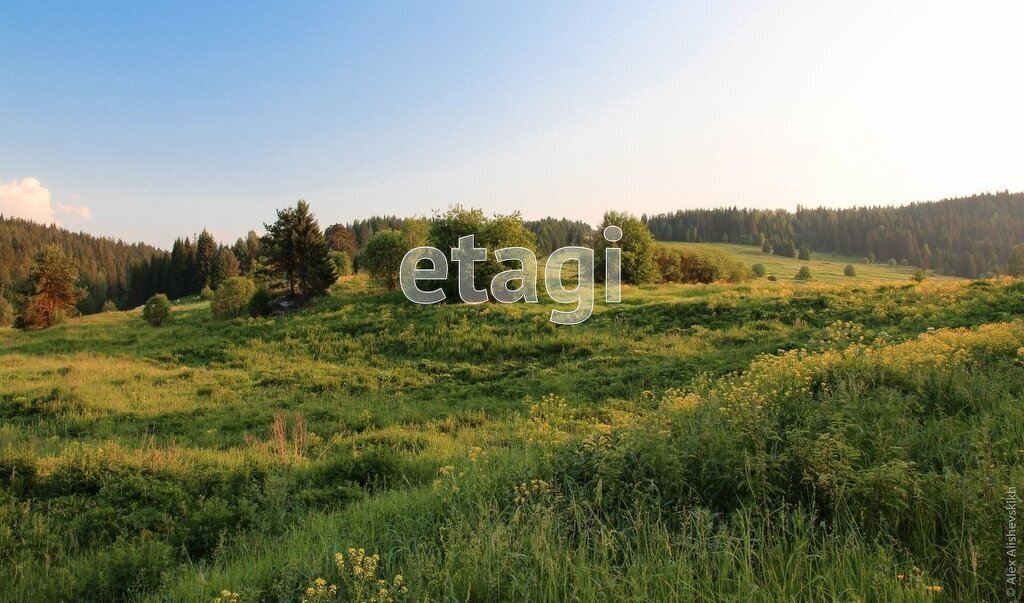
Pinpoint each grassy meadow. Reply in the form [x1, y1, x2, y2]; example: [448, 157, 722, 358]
[2, 260, 1023, 600]
[662, 242, 957, 283]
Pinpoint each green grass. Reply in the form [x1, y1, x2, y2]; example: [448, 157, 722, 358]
[660, 241, 953, 283]
[1, 275, 1021, 601]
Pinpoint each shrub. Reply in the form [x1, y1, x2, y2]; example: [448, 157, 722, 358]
[249, 286, 274, 317]
[70, 539, 174, 600]
[212, 277, 256, 319]
[0, 296, 14, 327]
[654, 246, 751, 284]
[795, 266, 812, 280]
[142, 294, 171, 326]
[200, 285, 214, 300]
[767, 274, 778, 281]
[752, 263, 766, 277]
[359, 231, 408, 291]
[912, 268, 927, 282]
[772, 240, 797, 258]
[101, 300, 118, 312]
[844, 264, 857, 277]
[330, 251, 354, 276]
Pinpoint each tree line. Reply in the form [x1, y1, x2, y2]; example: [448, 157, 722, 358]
[323, 215, 594, 260]
[125, 201, 336, 309]
[11, 201, 337, 330]
[644, 191, 1024, 277]
[0, 215, 162, 314]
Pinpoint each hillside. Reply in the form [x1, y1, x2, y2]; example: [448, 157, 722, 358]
[662, 241, 958, 283]
[646, 191, 1024, 277]
[1, 275, 1021, 600]
[0, 216, 163, 313]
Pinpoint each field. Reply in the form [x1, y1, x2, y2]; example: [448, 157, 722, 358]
[661, 242, 956, 283]
[2, 268, 1023, 601]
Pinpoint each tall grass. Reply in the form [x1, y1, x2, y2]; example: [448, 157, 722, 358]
[1, 276, 1021, 600]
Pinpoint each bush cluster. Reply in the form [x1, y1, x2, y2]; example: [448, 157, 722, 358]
[654, 246, 751, 284]
[142, 294, 171, 326]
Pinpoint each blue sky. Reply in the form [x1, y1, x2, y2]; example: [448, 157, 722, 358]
[2, 1, 1023, 247]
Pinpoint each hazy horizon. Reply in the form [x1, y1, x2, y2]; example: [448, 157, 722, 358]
[3, 0, 1023, 248]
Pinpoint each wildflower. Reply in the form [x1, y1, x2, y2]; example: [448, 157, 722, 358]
[213, 590, 240, 603]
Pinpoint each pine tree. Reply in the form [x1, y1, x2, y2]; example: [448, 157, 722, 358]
[21, 244, 86, 329]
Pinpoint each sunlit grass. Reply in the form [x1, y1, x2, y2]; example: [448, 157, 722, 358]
[0, 273, 1020, 600]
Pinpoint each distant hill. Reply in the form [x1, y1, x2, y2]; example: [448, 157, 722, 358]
[645, 191, 1024, 277]
[0, 216, 163, 313]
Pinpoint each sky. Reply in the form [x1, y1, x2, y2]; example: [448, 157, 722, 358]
[2, 0, 1023, 248]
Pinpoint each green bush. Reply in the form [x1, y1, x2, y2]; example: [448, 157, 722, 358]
[595, 211, 658, 285]
[212, 277, 256, 319]
[843, 264, 857, 277]
[752, 263, 766, 278]
[142, 294, 171, 326]
[70, 539, 174, 600]
[795, 266, 812, 280]
[767, 274, 778, 281]
[654, 246, 751, 284]
[248, 286, 274, 317]
[101, 300, 117, 312]
[359, 231, 408, 291]
[330, 251, 354, 276]
[200, 285, 214, 300]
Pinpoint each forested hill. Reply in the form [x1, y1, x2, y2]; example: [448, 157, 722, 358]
[0, 216, 163, 313]
[645, 191, 1024, 277]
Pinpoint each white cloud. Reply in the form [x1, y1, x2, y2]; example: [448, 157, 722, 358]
[0, 177, 91, 225]
[0, 177, 55, 224]
[57, 201, 92, 220]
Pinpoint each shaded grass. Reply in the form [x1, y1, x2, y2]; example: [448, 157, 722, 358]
[0, 275, 1021, 600]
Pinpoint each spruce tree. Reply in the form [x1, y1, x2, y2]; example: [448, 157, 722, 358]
[194, 229, 218, 289]
[212, 247, 239, 287]
[264, 200, 337, 298]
